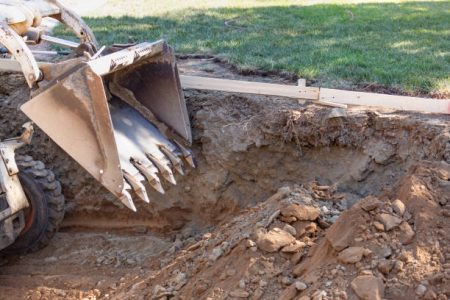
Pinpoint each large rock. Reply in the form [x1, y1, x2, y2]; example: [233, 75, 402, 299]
[377, 259, 393, 275]
[392, 199, 406, 216]
[254, 228, 296, 252]
[351, 275, 384, 300]
[280, 204, 320, 221]
[278, 284, 297, 300]
[377, 213, 402, 231]
[338, 247, 367, 264]
[398, 222, 415, 245]
[359, 196, 383, 212]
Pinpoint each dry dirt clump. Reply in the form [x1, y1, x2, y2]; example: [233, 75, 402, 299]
[0, 58, 449, 300]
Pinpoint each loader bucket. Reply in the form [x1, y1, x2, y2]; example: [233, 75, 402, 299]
[20, 40, 194, 211]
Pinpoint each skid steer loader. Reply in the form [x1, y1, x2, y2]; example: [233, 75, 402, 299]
[0, 0, 194, 252]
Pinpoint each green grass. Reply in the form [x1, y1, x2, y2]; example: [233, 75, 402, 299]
[55, 0, 450, 95]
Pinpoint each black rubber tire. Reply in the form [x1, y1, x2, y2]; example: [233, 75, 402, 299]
[3, 155, 65, 253]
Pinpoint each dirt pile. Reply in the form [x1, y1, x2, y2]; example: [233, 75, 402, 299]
[101, 161, 449, 300]
[0, 58, 449, 299]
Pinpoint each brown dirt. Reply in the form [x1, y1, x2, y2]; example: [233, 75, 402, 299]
[0, 58, 449, 300]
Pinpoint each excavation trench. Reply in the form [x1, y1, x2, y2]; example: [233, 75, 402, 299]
[54, 88, 450, 233]
[0, 59, 449, 299]
[0, 59, 448, 233]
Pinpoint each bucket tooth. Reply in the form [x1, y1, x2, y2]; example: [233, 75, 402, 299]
[146, 153, 177, 185]
[122, 170, 150, 203]
[130, 158, 165, 194]
[159, 145, 184, 175]
[173, 140, 196, 168]
[118, 190, 137, 212]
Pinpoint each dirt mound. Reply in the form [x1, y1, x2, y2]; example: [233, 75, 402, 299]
[0, 58, 449, 300]
[105, 161, 449, 300]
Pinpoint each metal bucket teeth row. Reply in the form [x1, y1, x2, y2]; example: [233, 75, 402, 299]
[109, 97, 195, 211]
[118, 138, 195, 211]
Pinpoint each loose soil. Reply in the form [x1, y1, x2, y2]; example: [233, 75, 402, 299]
[0, 58, 449, 300]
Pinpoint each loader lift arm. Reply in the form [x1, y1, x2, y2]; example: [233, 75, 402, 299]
[0, 0, 97, 87]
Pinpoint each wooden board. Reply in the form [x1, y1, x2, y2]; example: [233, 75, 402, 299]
[180, 75, 450, 114]
[180, 75, 320, 100]
[320, 88, 450, 115]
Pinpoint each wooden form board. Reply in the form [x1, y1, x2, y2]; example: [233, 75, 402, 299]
[180, 75, 450, 115]
[180, 75, 320, 101]
[320, 88, 450, 115]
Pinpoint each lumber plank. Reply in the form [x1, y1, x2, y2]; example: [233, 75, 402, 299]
[320, 88, 450, 115]
[180, 75, 450, 114]
[180, 75, 320, 100]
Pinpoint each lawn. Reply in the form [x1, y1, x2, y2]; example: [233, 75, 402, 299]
[56, 0, 450, 96]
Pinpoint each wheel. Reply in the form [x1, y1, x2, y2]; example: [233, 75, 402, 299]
[2, 155, 65, 253]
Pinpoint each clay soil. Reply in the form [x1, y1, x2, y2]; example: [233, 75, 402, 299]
[0, 58, 449, 300]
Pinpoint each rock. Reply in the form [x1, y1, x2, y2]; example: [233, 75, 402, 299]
[30, 291, 42, 300]
[317, 218, 330, 229]
[279, 284, 297, 300]
[294, 281, 307, 291]
[373, 221, 385, 231]
[380, 246, 392, 258]
[282, 224, 297, 236]
[254, 228, 296, 253]
[377, 214, 402, 231]
[293, 221, 317, 238]
[398, 222, 415, 245]
[280, 215, 297, 223]
[281, 276, 293, 286]
[280, 204, 320, 221]
[329, 215, 340, 223]
[245, 239, 256, 248]
[281, 240, 306, 253]
[359, 196, 383, 212]
[392, 199, 406, 216]
[208, 247, 223, 261]
[377, 260, 393, 275]
[360, 270, 373, 276]
[415, 284, 427, 297]
[423, 289, 437, 300]
[311, 290, 327, 300]
[253, 288, 264, 300]
[230, 289, 250, 298]
[239, 279, 246, 289]
[393, 260, 404, 273]
[351, 275, 384, 300]
[298, 297, 311, 300]
[338, 247, 367, 264]
[403, 210, 412, 221]
[363, 248, 372, 257]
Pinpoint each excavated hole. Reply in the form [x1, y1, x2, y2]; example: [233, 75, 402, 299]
[40, 90, 450, 236]
[1, 61, 449, 299]
[0, 70, 448, 237]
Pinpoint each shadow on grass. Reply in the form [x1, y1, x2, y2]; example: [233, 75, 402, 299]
[55, 1, 450, 94]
